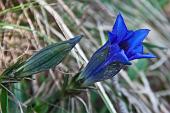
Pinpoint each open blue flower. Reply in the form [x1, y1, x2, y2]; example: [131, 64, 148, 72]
[79, 13, 156, 86]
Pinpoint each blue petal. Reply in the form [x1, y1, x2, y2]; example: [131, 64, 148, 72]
[111, 13, 128, 43]
[83, 62, 123, 86]
[82, 50, 131, 86]
[86, 49, 130, 85]
[119, 31, 134, 51]
[123, 30, 134, 41]
[109, 44, 121, 56]
[80, 44, 109, 79]
[129, 53, 156, 60]
[105, 50, 131, 65]
[108, 32, 117, 44]
[126, 29, 150, 53]
[133, 44, 143, 53]
[126, 44, 143, 58]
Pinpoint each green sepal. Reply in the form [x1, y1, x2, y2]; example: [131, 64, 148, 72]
[1, 58, 25, 77]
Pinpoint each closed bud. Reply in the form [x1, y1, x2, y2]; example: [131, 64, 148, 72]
[14, 35, 82, 77]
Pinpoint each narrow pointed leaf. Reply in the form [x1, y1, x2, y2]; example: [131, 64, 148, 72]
[1, 88, 8, 113]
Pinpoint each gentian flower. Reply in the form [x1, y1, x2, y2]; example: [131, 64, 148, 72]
[79, 13, 156, 86]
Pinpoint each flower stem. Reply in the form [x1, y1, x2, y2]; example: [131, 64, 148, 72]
[95, 82, 117, 113]
[97, 28, 117, 113]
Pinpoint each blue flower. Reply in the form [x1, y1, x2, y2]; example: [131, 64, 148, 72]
[79, 13, 156, 86]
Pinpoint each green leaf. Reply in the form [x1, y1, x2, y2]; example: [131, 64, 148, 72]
[34, 99, 49, 113]
[136, 59, 148, 71]
[8, 84, 22, 113]
[128, 59, 148, 80]
[14, 35, 82, 77]
[1, 88, 8, 113]
[143, 42, 166, 50]
[128, 68, 137, 80]
[25, 105, 34, 113]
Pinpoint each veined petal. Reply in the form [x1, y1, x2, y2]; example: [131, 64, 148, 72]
[119, 31, 134, 51]
[129, 53, 156, 60]
[126, 29, 150, 53]
[83, 49, 130, 85]
[123, 30, 134, 41]
[106, 50, 131, 65]
[133, 44, 143, 53]
[80, 45, 109, 79]
[126, 44, 143, 57]
[109, 44, 121, 56]
[111, 13, 128, 43]
[108, 32, 117, 44]
[82, 62, 123, 86]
